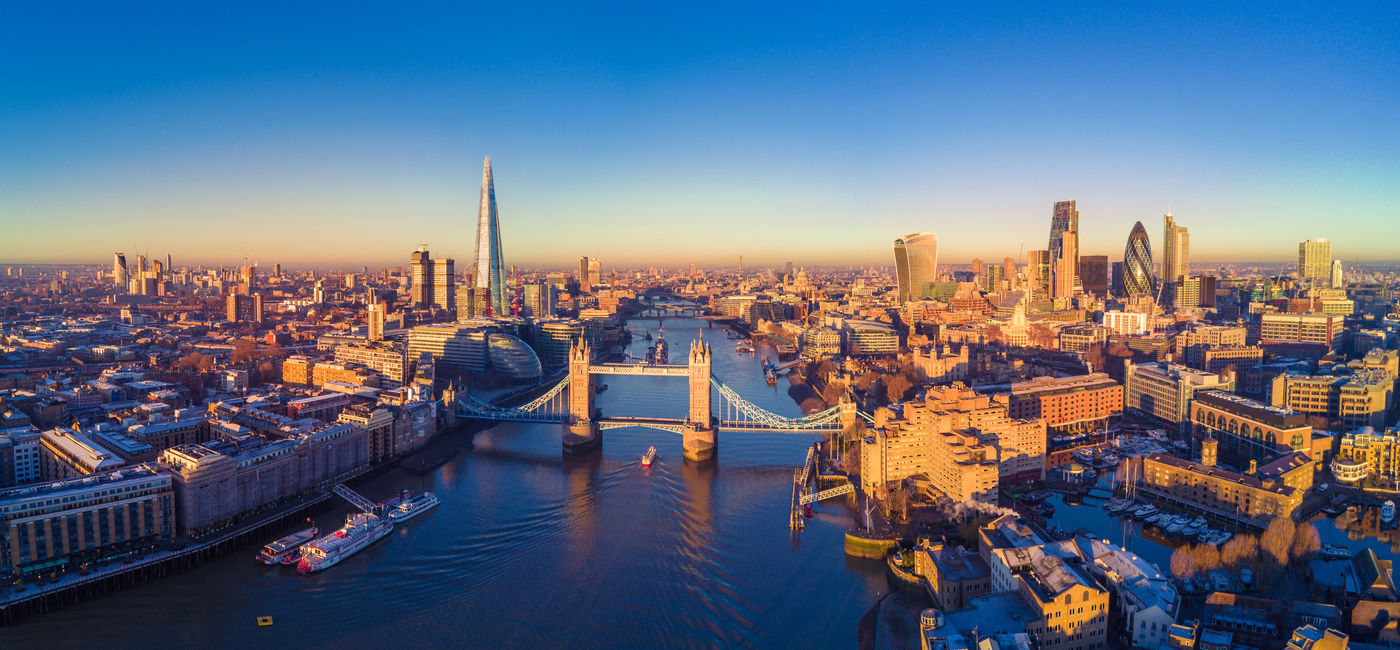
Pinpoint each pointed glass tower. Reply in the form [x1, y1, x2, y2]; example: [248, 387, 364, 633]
[1123, 221, 1155, 298]
[475, 156, 507, 316]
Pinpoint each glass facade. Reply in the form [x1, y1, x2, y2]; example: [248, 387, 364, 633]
[488, 333, 543, 382]
[1123, 221, 1154, 297]
[893, 232, 938, 304]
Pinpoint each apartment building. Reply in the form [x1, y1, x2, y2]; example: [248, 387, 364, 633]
[1125, 362, 1235, 435]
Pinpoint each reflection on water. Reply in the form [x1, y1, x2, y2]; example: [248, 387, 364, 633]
[7, 319, 888, 649]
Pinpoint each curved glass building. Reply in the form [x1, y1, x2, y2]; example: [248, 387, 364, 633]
[1123, 221, 1155, 298]
[893, 232, 938, 304]
[488, 333, 543, 382]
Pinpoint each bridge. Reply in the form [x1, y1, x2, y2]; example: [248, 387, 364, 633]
[452, 338, 868, 461]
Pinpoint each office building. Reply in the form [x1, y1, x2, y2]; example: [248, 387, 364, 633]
[1123, 221, 1154, 298]
[39, 428, 126, 479]
[1079, 254, 1109, 296]
[410, 245, 433, 307]
[1162, 213, 1189, 284]
[578, 256, 592, 293]
[1124, 362, 1234, 434]
[433, 258, 456, 314]
[1053, 229, 1078, 299]
[407, 322, 495, 374]
[367, 302, 386, 341]
[475, 156, 507, 316]
[1103, 310, 1149, 336]
[521, 283, 554, 319]
[1029, 249, 1052, 297]
[112, 252, 127, 288]
[1002, 257, 1017, 290]
[1297, 239, 1332, 285]
[893, 232, 939, 304]
[1330, 260, 1344, 289]
[1270, 371, 1393, 431]
[587, 257, 601, 288]
[842, 320, 900, 356]
[1197, 345, 1264, 375]
[1259, 312, 1343, 352]
[1190, 390, 1312, 465]
[1177, 325, 1249, 365]
[1048, 200, 1080, 289]
[0, 464, 175, 576]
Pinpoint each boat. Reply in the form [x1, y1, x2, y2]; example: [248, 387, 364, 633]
[1181, 525, 1202, 537]
[654, 337, 669, 364]
[1189, 516, 1207, 529]
[1211, 570, 1230, 592]
[803, 504, 813, 518]
[1106, 498, 1133, 514]
[1197, 529, 1217, 543]
[1318, 544, 1351, 560]
[736, 342, 755, 354]
[1382, 500, 1396, 524]
[256, 526, 318, 565]
[1212, 531, 1233, 545]
[296, 513, 393, 574]
[1240, 567, 1252, 586]
[765, 367, 777, 385]
[644, 332, 652, 341]
[1145, 514, 1165, 526]
[642, 446, 657, 467]
[386, 491, 440, 524]
[1166, 519, 1187, 534]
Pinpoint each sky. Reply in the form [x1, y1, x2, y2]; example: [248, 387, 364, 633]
[2, 2, 1398, 269]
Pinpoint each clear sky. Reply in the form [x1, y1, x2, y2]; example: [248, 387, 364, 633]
[2, 2, 1397, 269]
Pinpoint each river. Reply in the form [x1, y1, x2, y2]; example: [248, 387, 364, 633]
[6, 318, 889, 648]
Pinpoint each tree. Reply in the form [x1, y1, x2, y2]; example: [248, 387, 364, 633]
[231, 338, 257, 364]
[854, 371, 878, 392]
[821, 380, 847, 406]
[1083, 345, 1106, 372]
[1261, 516, 1297, 568]
[1187, 543, 1221, 572]
[1170, 548, 1197, 580]
[885, 374, 914, 403]
[984, 325, 1004, 344]
[1220, 535, 1259, 568]
[1027, 324, 1055, 349]
[840, 443, 861, 473]
[1291, 522, 1321, 561]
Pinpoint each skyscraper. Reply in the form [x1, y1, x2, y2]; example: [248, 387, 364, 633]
[434, 258, 456, 314]
[587, 258, 602, 288]
[475, 156, 507, 316]
[112, 252, 127, 288]
[1331, 260, 1344, 289]
[1162, 213, 1189, 284]
[1053, 231, 1077, 299]
[1049, 200, 1080, 291]
[1028, 249, 1051, 297]
[1298, 239, 1332, 285]
[893, 233, 938, 304]
[1123, 221, 1154, 298]
[410, 245, 433, 307]
[1002, 257, 1016, 288]
[1080, 255, 1109, 297]
[578, 256, 592, 293]
[368, 302, 386, 341]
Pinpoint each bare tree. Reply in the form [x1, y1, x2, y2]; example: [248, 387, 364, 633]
[1291, 522, 1321, 561]
[1170, 548, 1197, 580]
[985, 325, 1004, 344]
[885, 374, 913, 403]
[1220, 535, 1259, 568]
[1027, 324, 1055, 349]
[1261, 516, 1297, 569]
[231, 338, 257, 364]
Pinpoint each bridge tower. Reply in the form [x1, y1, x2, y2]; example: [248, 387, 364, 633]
[563, 340, 600, 453]
[683, 339, 717, 461]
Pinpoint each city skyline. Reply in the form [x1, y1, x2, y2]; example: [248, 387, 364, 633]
[3, 4, 1399, 266]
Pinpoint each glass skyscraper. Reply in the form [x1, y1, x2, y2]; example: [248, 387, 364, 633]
[1049, 200, 1080, 288]
[893, 232, 938, 303]
[475, 156, 507, 316]
[1123, 221, 1155, 298]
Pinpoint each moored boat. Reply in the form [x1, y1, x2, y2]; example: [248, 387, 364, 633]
[386, 490, 440, 524]
[296, 513, 393, 574]
[1382, 500, 1396, 524]
[257, 526, 318, 565]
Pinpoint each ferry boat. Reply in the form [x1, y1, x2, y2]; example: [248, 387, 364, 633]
[386, 491, 440, 524]
[736, 342, 755, 354]
[296, 513, 393, 574]
[1382, 500, 1396, 524]
[256, 526, 318, 565]
[765, 367, 777, 385]
[641, 446, 657, 467]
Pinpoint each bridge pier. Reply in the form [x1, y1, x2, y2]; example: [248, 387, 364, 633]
[563, 420, 601, 454]
[682, 423, 717, 462]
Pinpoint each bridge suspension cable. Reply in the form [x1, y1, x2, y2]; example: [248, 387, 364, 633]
[710, 376, 847, 430]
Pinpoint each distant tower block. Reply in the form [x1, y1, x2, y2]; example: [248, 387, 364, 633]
[563, 340, 600, 453]
[683, 339, 717, 462]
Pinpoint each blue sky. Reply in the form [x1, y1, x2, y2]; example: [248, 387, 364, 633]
[2, 2, 1397, 268]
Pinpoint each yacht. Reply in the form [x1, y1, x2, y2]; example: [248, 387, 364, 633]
[1382, 500, 1396, 524]
[256, 526, 318, 565]
[386, 491, 440, 524]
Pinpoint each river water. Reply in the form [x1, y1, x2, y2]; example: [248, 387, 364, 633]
[7, 318, 888, 648]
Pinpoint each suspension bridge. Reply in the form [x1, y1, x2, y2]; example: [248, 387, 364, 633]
[451, 339, 871, 460]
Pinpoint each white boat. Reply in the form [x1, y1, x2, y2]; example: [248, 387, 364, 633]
[1382, 500, 1396, 524]
[1213, 531, 1233, 545]
[1145, 514, 1164, 525]
[1197, 528, 1217, 543]
[256, 526, 318, 565]
[642, 446, 657, 467]
[386, 491, 440, 524]
[1166, 519, 1187, 534]
[1189, 516, 1207, 528]
[1182, 525, 1202, 537]
[297, 513, 393, 574]
[1240, 567, 1253, 586]
[1318, 544, 1351, 560]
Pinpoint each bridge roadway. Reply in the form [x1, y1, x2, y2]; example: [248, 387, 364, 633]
[588, 363, 690, 377]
